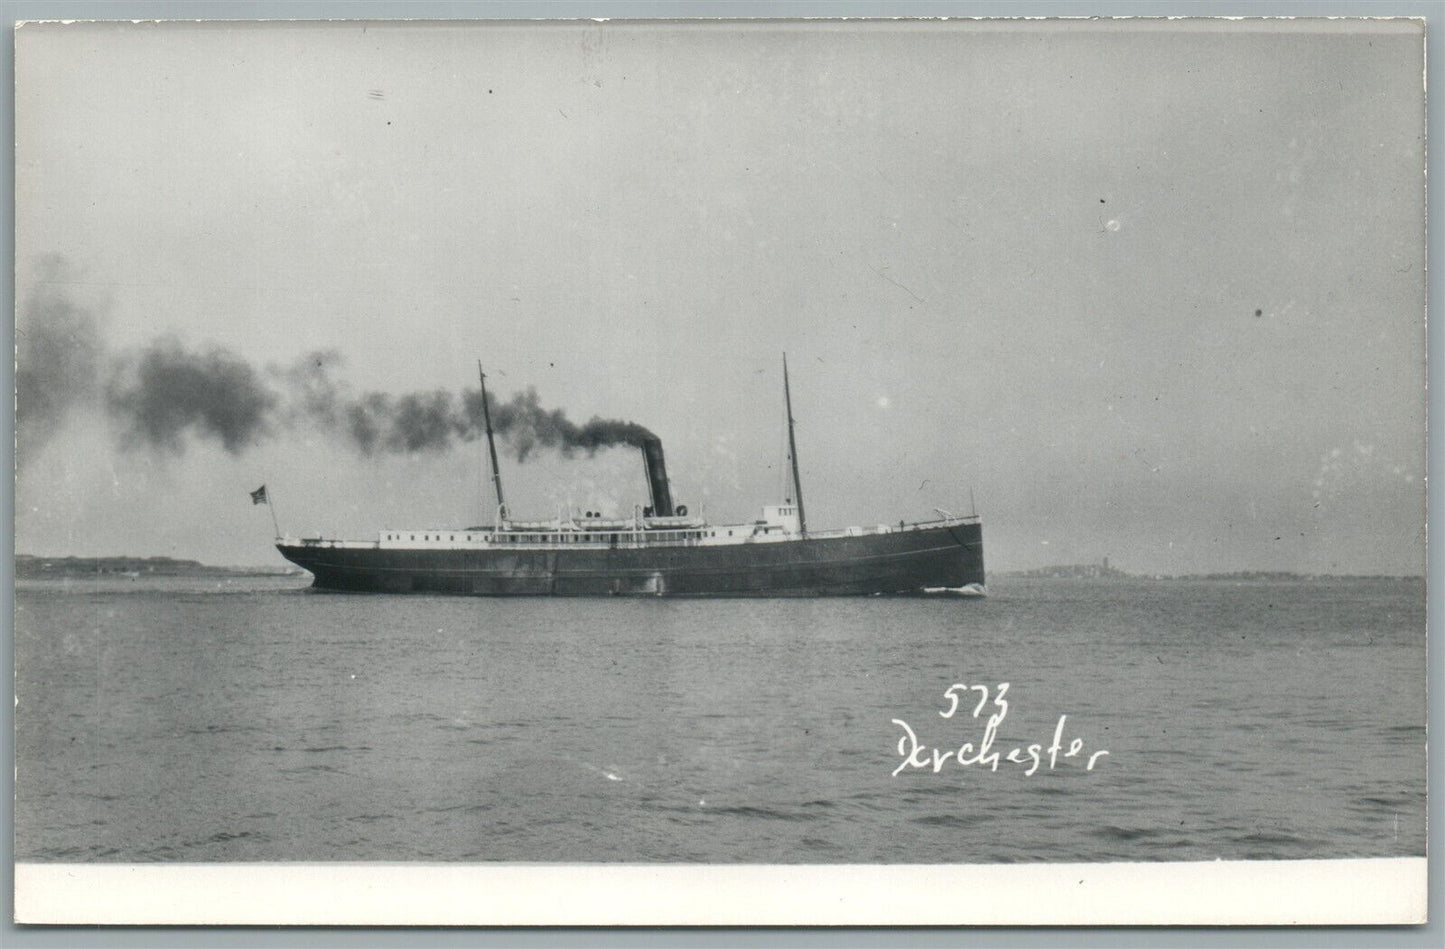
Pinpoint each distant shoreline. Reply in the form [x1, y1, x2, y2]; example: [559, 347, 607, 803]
[13, 554, 1418, 584]
[997, 566, 1423, 582]
[15, 554, 302, 580]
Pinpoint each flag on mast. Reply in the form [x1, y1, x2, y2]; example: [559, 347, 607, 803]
[251, 484, 281, 538]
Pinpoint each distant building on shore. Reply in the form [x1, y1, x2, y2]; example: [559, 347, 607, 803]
[1007, 558, 1128, 580]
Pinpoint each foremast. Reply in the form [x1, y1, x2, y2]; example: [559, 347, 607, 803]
[783, 353, 807, 536]
[478, 362, 507, 523]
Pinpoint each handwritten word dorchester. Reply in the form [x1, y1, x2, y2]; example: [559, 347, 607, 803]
[892, 682, 1109, 777]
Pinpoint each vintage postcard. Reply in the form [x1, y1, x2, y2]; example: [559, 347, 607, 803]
[11, 16, 1427, 925]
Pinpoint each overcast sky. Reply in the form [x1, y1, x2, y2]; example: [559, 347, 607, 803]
[14, 18, 1425, 574]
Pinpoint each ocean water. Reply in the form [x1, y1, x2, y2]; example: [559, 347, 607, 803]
[14, 576, 1426, 864]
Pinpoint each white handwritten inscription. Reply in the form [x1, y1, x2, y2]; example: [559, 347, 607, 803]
[892, 682, 1109, 777]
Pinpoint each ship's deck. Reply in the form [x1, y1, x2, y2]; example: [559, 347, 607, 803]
[279, 515, 982, 552]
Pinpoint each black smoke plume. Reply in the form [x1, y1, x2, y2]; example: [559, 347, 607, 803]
[284, 351, 655, 460]
[15, 257, 105, 460]
[107, 338, 278, 455]
[463, 386, 655, 461]
[15, 264, 654, 464]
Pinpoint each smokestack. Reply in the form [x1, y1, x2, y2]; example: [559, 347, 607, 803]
[640, 436, 674, 517]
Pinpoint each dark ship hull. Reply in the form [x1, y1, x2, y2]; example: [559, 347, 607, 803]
[276, 519, 983, 597]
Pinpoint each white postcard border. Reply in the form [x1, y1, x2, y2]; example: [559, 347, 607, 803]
[13, 858, 1428, 926]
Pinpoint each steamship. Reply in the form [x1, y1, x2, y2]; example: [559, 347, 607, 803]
[275, 360, 985, 597]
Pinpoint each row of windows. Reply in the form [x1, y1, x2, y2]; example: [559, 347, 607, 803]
[383, 529, 735, 544]
[386, 533, 485, 542]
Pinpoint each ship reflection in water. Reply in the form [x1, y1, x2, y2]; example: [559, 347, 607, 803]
[276, 357, 984, 597]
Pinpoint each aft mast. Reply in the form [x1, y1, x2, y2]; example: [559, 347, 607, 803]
[783, 353, 808, 536]
[478, 362, 507, 523]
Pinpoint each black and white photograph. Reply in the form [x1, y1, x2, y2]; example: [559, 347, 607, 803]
[11, 14, 1428, 925]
